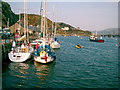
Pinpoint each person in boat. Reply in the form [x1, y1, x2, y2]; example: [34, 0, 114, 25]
[36, 43, 39, 49]
[77, 44, 80, 47]
[37, 43, 44, 53]
[27, 43, 30, 50]
[54, 37, 57, 41]
[45, 45, 51, 52]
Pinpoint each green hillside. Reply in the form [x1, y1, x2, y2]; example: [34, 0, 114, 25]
[2, 1, 19, 28]
[1, 1, 92, 36]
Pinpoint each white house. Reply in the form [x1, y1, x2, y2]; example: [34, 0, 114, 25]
[61, 27, 69, 31]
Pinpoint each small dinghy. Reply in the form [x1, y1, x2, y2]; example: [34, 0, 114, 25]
[75, 44, 84, 48]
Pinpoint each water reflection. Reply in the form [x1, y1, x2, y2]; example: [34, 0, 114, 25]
[34, 61, 55, 81]
[8, 62, 29, 78]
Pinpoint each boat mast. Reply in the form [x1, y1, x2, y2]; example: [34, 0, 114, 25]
[24, 0, 27, 43]
[54, 22, 56, 38]
[18, 11, 21, 35]
[53, 7, 57, 38]
[46, 17, 48, 38]
[52, 6, 55, 38]
[40, 1, 43, 38]
[38, 1, 42, 39]
[26, 2, 29, 43]
[41, 0, 46, 38]
[27, 14, 29, 43]
[24, 0, 26, 43]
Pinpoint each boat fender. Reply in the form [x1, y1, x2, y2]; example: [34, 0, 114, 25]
[22, 48, 28, 53]
[22, 48, 25, 52]
[40, 51, 46, 56]
[25, 48, 28, 52]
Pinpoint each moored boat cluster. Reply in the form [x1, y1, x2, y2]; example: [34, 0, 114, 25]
[8, 0, 60, 64]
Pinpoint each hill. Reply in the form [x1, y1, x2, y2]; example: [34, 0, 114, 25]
[1, 1, 19, 28]
[92, 28, 118, 35]
[2, 1, 92, 36]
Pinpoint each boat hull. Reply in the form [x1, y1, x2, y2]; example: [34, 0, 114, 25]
[50, 41, 60, 49]
[75, 45, 84, 48]
[97, 40, 104, 43]
[90, 39, 104, 43]
[34, 56, 56, 64]
[8, 52, 31, 62]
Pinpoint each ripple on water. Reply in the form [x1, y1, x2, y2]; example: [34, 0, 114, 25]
[2, 36, 118, 88]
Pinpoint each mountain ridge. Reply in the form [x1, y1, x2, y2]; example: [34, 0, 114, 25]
[92, 28, 118, 35]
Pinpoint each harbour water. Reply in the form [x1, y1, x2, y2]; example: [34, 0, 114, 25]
[2, 36, 119, 88]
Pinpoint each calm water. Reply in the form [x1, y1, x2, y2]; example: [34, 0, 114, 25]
[2, 36, 119, 88]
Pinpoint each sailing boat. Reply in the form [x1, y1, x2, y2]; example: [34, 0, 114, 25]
[50, 22, 60, 49]
[50, 7, 60, 49]
[33, 0, 56, 64]
[8, 0, 33, 62]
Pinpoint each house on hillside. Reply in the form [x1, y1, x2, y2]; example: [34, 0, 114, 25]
[61, 27, 69, 31]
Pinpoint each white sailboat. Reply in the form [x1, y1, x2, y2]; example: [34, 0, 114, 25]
[50, 37, 60, 49]
[33, 0, 56, 64]
[8, 0, 33, 62]
[50, 9, 60, 49]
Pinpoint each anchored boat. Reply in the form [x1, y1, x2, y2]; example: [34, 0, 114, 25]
[33, 44, 56, 64]
[33, 0, 56, 63]
[8, 0, 34, 62]
[89, 35, 104, 43]
[75, 44, 84, 48]
[8, 41, 33, 62]
[50, 37, 60, 49]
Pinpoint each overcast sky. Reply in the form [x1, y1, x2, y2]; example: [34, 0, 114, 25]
[2, 0, 118, 31]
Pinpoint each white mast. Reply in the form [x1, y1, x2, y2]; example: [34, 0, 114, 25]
[26, 1, 29, 43]
[26, 14, 29, 43]
[54, 22, 56, 38]
[43, 0, 46, 38]
[41, 0, 46, 38]
[24, 0, 27, 43]
[46, 17, 48, 38]
[54, 7, 57, 38]
[52, 6, 55, 38]
[40, 2, 43, 37]
[18, 11, 21, 35]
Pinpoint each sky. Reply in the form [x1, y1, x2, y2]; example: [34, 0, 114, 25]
[2, 0, 118, 31]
